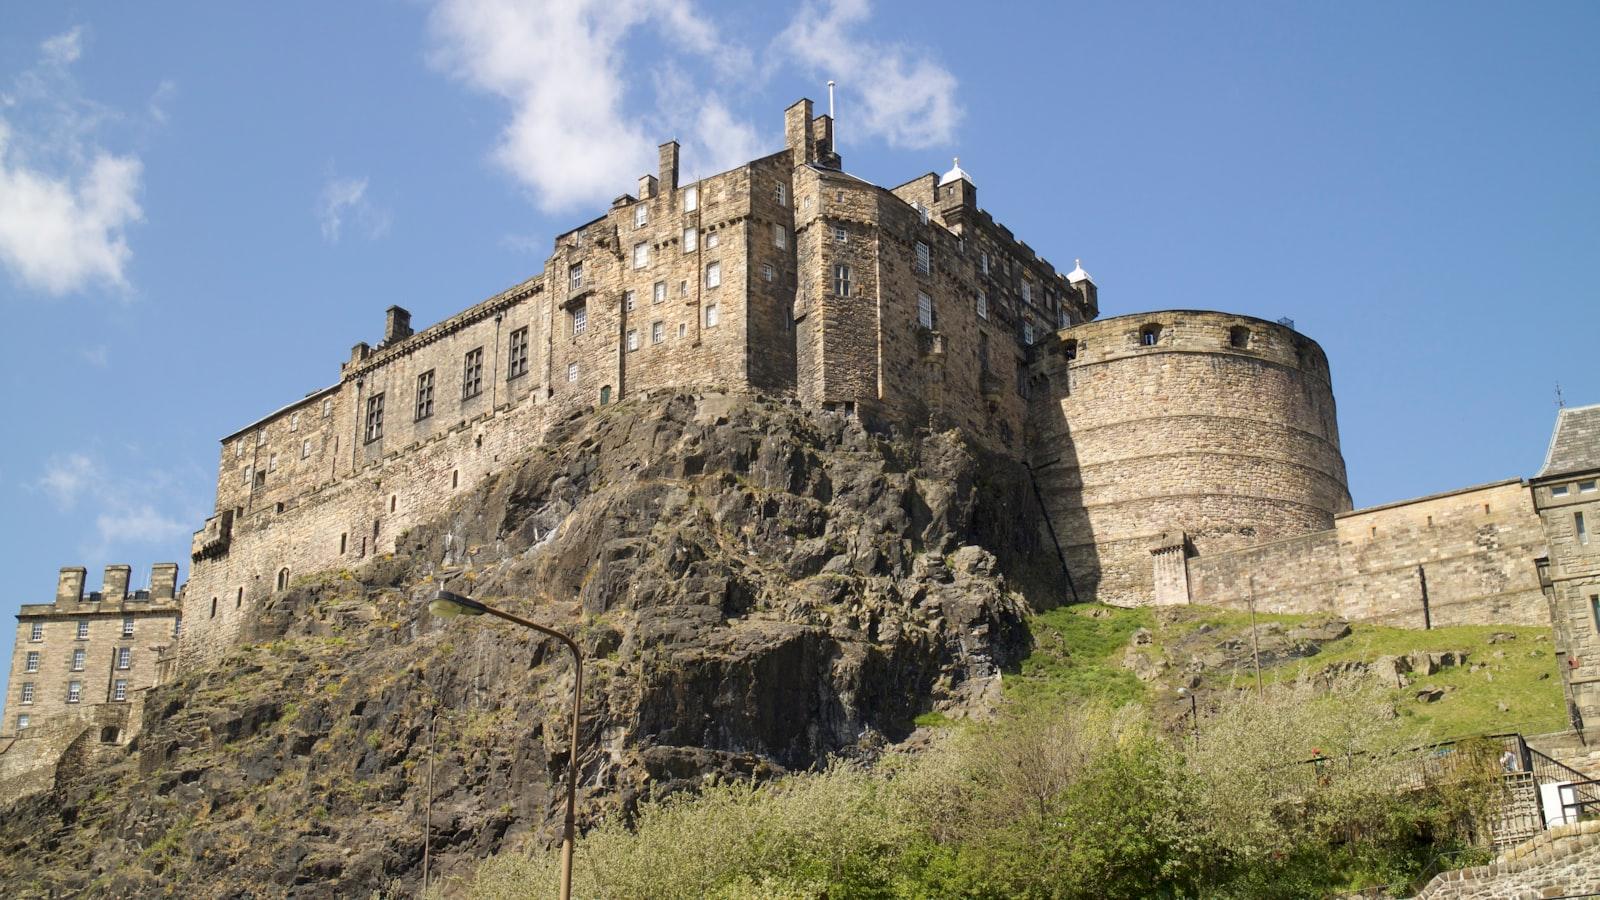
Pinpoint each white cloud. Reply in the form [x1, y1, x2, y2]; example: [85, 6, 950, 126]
[0, 27, 147, 296]
[316, 174, 392, 244]
[34, 451, 203, 556]
[38, 452, 98, 509]
[40, 27, 83, 67]
[428, 0, 961, 214]
[781, 0, 961, 149]
[427, 0, 768, 213]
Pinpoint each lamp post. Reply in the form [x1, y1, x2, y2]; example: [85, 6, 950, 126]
[429, 590, 584, 900]
[1177, 686, 1199, 749]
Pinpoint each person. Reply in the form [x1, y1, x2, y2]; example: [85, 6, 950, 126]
[1501, 748, 1518, 773]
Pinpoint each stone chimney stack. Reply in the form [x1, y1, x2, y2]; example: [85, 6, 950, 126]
[658, 141, 680, 193]
[785, 98, 816, 165]
[56, 567, 86, 605]
[384, 306, 413, 344]
[102, 565, 132, 602]
[150, 563, 179, 601]
[812, 114, 839, 168]
[638, 173, 659, 200]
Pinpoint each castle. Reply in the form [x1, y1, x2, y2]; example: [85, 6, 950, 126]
[4, 97, 1599, 792]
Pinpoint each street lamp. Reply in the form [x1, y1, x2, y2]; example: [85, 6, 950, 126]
[1176, 686, 1199, 748]
[429, 589, 584, 900]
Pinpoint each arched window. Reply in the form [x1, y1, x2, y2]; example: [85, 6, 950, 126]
[600, 385, 612, 406]
[276, 568, 289, 591]
[1140, 325, 1160, 347]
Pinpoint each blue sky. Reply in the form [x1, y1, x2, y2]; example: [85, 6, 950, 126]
[0, 1, 1596, 689]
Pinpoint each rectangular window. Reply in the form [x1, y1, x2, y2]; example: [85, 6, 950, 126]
[268, 453, 278, 472]
[1583, 481, 1597, 493]
[569, 262, 583, 291]
[566, 362, 579, 383]
[773, 224, 786, 250]
[1554, 485, 1570, 497]
[415, 370, 435, 420]
[915, 241, 931, 275]
[626, 329, 640, 351]
[76, 620, 89, 640]
[682, 227, 697, 252]
[72, 648, 85, 671]
[67, 681, 81, 704]
[243, 464, 254, 487]
[652, 321, 665, 344]
[1578, 511, 1589, 545]
[980, 252, 989, 275]
[834, 264, 851, 297]
[918, 292, 934, 329]
[705, 304, 720, 327]
[1023, 323, 1035, 345]
[624, 290, 636, 312]
[289, 413, 299, 432]
[705, 261, 721, 288]
[17, 715, 28, 730]
[322, 398, 333, 418]
[122, 616, 134, 638]
[301, 438, 312, 459]
[508, 327, 530, 379]
[113, 679, 128, 702]
[257, 430, 267, 446]
[775, 183, 787, 206]
[634, 203, 647, 228]
[1591, 594, 1600, 633]
[1059, 309, 1071, 329]
[29, 622, 41, 642]
[1022, 281, 1033, 304]
[653, 281, 667, 304]
[677, 323, 686, 338]
[117, 647, 131, 669]
[633, 241, 649, 269]
[684, 185, 698, 211]
[21, 683, 34, 704]
[833, 225, 847, 243]
[706, 231, 719, 249]
[916, 203, 930, 225]
[24, 652, 38, 673]
[762, 263, 774, 282]
[235, 441, 244, 459]
[364, 393, 385, 443]
[977, 291, 988, 320]
[462, 348, 484, 399]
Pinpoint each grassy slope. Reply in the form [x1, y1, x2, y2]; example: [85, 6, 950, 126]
[1003, 603, 1567, 741]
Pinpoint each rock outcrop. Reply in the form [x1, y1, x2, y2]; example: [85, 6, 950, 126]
[0, 392, 1051, 897]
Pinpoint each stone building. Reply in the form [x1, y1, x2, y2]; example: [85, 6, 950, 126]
[177, 97, 1098, 664]
[1531, 404, 1600, 730]
[0, 564, 181, 794]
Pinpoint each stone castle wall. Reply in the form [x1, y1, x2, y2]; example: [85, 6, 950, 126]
[1028, 311, 1352, 607]
[1531, 469, 1600, 729]
[1186, 479, 1550, 626]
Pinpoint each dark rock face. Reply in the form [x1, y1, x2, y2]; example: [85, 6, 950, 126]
[0, 393, 1051, 897]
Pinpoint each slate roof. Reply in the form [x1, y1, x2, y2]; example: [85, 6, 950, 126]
[1537, 403, 1600, 479]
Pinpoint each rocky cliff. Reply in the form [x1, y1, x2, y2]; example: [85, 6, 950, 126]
[0, 392, 1058, 897]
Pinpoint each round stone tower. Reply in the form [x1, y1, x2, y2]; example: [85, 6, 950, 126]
[1028, 310, 1352, 607]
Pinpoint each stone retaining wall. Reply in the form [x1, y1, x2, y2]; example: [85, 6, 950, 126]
[1413, 819, 1600, 898]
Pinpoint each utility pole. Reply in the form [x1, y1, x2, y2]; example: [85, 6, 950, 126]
[1248, 575, 1263, 696]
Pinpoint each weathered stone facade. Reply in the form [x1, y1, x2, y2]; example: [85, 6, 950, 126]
[179, 97, 1099, 663]
[1027, 311, 1352, 607]
[1531, 404, 1600, 732]
[1187, 479, 1550, 626]
[0, 564, 180, 794]
[1413, 818, 1600, 899]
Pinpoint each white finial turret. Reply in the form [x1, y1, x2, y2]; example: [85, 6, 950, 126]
[1067, 258, 1093, 284]
[939, 156, 972, 186]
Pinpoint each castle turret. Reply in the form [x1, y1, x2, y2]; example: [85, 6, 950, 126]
[1066, 259, 1097, 318]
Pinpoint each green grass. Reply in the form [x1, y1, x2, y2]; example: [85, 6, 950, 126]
[1269, 622, 1566, 740]
[1008, 603, 1566, 743]
[1006, 604, 1152, 709]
